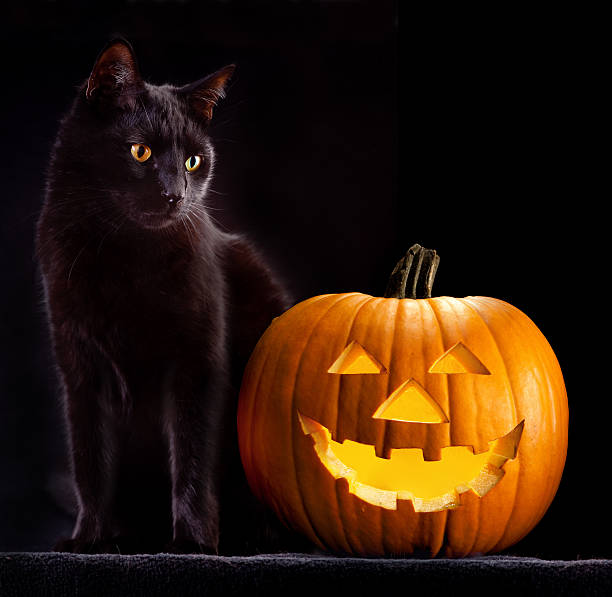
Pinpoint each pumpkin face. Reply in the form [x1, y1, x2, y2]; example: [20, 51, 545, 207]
[238, 259, 568, 557]
[298, 343, 524, 513]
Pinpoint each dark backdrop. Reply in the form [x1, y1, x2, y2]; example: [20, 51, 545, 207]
[0, 2, 603, 559]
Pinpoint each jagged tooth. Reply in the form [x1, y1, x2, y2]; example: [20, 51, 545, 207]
[302, 413, 356, 482]
[375, 442, 392, 459]
[491, 420, 525, 459]
[321, 445, 357, 482]
[388, 447, 425, 462]
[344, 439, 377, 458]
[440, 445, 475, 459]
[297, 411, 325, 436]
[422, 445, 442, 462]
[396, 490, 414, 502]
[349, 481, 397, 510]
[412, 491, 461, 513]
[444, 491, 462, 509]
[467, 463, 505, 497]
[487, 453, 509, 468]
[302, 410, 522, 512]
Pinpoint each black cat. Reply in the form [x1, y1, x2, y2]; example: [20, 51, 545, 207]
[36, 38, 299, 555]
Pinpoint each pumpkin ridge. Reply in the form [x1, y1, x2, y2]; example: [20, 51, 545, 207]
[293, 293, 371, 553]
[477, 300, 533, 553]
[427, 297, 479, 555]
[420, 298, 451, 555]
[241, 301, 307, 503]
[333, 294, 380, 554]
[376, 297, 400, 555]
[335, 296, 379, 444]
[426, 299, 458, 455]
[490, 298, 568, 513]
[413, 298, 437, 552]
[447, 297, 483, 556]
[416, 297, 453, 556]
[246, 294, 332, 528]
[458, 297, 522, 553]
[479, 298, 564, 552]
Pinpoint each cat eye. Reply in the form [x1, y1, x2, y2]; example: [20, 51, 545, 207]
[131, 144, 151, 163]
[185, 155, 202, 172]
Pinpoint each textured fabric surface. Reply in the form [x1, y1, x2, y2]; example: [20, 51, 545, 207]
[1, 553, 611, 597]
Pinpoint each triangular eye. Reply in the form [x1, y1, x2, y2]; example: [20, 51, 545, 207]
[373, 379, 449, 423]
[429, 342, 491, 375]
[328, 341, 387, 374]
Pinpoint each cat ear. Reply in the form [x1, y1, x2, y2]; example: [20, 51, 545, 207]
[86, 38, 143, 109]
[181, 65, 235, 123]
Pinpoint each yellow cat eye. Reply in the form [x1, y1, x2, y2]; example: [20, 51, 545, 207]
[185, 155, 202, 172]
[131, 144, 151, 163]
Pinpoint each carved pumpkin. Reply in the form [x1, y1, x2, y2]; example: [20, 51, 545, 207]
[237, 245, 568, 557]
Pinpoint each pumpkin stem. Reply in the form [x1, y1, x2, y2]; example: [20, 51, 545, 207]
[384, 244, 440, 299]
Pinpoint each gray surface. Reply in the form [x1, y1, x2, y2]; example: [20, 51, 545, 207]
[1, 552, 612, 597]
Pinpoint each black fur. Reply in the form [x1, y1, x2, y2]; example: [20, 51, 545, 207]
[36, 38, 302, 555]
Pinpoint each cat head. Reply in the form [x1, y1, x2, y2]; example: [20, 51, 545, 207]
[61, 37, 234, 231]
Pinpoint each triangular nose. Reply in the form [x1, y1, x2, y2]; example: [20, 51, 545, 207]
[372, 379, 449, 423]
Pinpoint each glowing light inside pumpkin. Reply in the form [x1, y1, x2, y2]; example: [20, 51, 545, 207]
[429, 342, 491, 375]
[327, 341, 387, 374]
[372, 379, 449, 424]
[298, 413, 524, 512]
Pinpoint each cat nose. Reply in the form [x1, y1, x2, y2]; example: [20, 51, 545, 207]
[162, 192, 183, 207]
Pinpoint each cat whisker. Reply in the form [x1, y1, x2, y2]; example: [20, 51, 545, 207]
[185, 206, 205, 228]
[209, 118, 236, 131]
[187, 204, 211, 224]
[208, 99, 248, 131]
[96, 216, 127, 255]
[36, 203, 127, 260]
[180, 213, 198, 253]
[139, 96, 155, 131]
[205, 188, 228, 198]
[67, 241, 90, 281]
[178, 216, 190, 246]
[191, 205, 226, 232]
[184, 209, 203, 236]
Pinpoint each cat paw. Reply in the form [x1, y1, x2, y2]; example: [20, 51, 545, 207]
[164, 538, 218, 555]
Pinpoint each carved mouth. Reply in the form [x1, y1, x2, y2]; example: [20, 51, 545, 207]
[298, 412, 524, 512]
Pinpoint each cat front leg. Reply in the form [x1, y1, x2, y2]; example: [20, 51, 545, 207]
[164, 359, 229, 554]
[52, 329, 121, 553]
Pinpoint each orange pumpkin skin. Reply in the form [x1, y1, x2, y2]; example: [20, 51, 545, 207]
[237, 292, 568, 557]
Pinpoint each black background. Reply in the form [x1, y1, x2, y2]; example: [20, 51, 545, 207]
[0, 2, 604, 558]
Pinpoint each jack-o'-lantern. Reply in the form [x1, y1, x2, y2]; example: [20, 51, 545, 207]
[237, 245, 568, 557]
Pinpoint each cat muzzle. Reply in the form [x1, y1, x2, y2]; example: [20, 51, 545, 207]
[162, 192, 183, 208]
